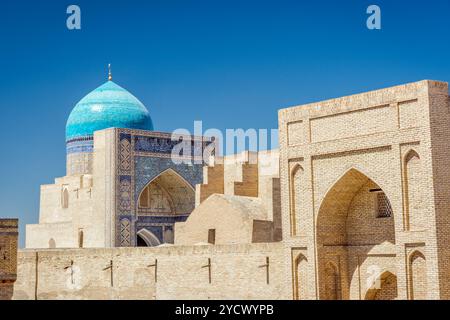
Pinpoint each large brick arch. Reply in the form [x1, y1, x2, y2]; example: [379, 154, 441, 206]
[316, 168, 396, 300]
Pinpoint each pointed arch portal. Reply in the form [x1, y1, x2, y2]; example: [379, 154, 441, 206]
[316, 168, 396, 300]
[138, 168, 195, 216]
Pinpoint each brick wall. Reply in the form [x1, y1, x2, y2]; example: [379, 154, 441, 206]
[279, 80, 449, 300]
[13, 243, 285, 300]
[0, 219, 18, 300]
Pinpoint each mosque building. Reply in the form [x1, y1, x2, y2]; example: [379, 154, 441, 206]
[2, 76, 450, 300]
[26, 68, 215, 248]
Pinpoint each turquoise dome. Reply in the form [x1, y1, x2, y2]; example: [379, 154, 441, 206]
[66, 81, 154, 141]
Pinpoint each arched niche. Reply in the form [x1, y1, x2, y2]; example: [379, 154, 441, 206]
[408, 250, 427, 300]
[294, 254, 308, 300]
[403, 150, 425, 231]
[61, 188, 69, 209]
[48, 238, 56, 249]
[289, 164, 304, 236]
[137, 169, 195, 216]
[324, 262, 341, 300]
[365, 271, 398, 300]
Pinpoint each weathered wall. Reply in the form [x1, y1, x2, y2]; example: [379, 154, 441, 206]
[25, 173, 98, 249]
[194, 150, 281, 240]
[0, 219, 18, 300]
[426, 82, 450, 299]
[175, 194, 272, 245]
[13, 243, 286, 300]
[279, 80, 449, 300]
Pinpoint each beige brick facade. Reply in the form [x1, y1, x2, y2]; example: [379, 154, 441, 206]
[13, 244, 284, 300]
[279, 80, 450, 300]
[13, 80, 450, 300]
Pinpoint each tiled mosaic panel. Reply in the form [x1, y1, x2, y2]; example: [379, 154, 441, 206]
[115, 129, 212, 247]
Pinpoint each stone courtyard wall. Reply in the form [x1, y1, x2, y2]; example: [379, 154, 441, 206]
[13, 242, 286, 300]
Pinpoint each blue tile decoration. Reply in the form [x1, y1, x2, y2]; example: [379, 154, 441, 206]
[134, 135, 175, 154]
[66, 136, 94, 154]
[119, 217, 132, 246]
[66, 81, 153, 142]
[115, 128, 215, 247]
[136, 215, 190, 224]
[119, 133, 132, 142]
[118, 175, 132, 213]
[134, 157, 203, 201]
[134, 134, 214, 158]
[65, 81, 153, 158]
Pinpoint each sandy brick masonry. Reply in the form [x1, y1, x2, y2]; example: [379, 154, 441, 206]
[13, 243, 284, 300]
[279, 80, 450, 300]
[0, 219, 18, 300]
[13, 79, 450, 300]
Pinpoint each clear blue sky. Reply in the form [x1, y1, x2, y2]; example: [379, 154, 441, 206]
[1, 0, 449, 247]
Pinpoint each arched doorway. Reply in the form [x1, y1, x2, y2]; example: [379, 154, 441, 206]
[137, 169, 195, 245]
[137, 229, 161, 247]
[365, 271, 398, 300]
[316, 168, 396, 300]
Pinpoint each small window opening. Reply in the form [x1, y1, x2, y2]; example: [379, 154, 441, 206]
[208, 229, 216, 244]
[376, 192, 392, 218]
[61, 188, 69, 209]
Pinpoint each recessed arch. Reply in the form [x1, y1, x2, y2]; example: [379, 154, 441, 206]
[365, 270, 398, 300]
[318, 166, 391, 212]
[316, 168, 396, 241]
[324, 262, 341, 300]
[403, 149, 424, 231]
[137, 168, 195, 216]
[137, 229, 161, 247]
[289, 164, 304, 236]
[61, 188, 69, 209]
[78, 229, 84, 248]
[316, 167, 396, 300]
[408, 250, 427, 300]
[48, 238, 56, 249]
[293, 253, 308, 300]
[138, 168, 195, 196]
[404, 149, 420, 163]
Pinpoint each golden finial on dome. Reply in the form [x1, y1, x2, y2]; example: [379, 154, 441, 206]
[108, 63, 112, 81]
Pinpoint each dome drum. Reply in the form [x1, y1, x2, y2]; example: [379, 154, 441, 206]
[65, 79, 154, 175]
